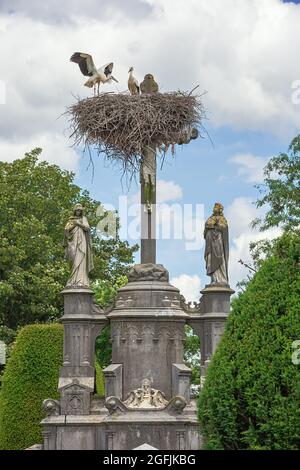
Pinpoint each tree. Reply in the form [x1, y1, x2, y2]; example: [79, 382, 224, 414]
[253, 135, 300, 232]
[0, 149, 137, 336]
[198, 233, 300, 450]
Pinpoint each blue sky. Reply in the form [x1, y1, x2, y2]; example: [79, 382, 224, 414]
[0, 0, 299, 299]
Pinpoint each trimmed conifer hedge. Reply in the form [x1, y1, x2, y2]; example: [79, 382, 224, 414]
[0, 323, 105, 449]
[0, 324, 63, 449]
[198, 233, 300, 450]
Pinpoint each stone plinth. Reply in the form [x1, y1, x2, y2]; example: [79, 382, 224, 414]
[59, 287, 107, 414]
[40, 266, 235, 450]
[41, 265, 203, 450]
[187, 284, 234, 368]
[42, 396, 200, 450]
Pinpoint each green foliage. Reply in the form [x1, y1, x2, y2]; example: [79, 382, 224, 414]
[93, 276, 128, 309]
[0, 323, 106, 449]
[184, 325, 200, 385]
[198, 233, 300, 450]
[0, 149, 137, 331]
[93, 276, 128, 368]
[253, 135, 300, 232]
[0, 324, 63, 450]
[95, 359, 105, 396]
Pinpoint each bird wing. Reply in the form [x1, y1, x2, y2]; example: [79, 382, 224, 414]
[98, 62, 114, 77]
[70, 52, 97, 76]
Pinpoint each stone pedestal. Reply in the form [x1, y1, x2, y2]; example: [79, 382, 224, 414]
[41, 266, 202, 450]
[187, 284, 234, 382]
[41, 268, 233, 450]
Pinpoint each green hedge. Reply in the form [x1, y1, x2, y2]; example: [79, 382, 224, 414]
[0, 323, 105, 450]
[0, 324, 63, 450]
[198, 233, 300, 450]
[95, 359, 105, 396]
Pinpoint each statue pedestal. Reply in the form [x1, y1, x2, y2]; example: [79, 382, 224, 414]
[187, 284, 234, 384]
[42, 287, 107, 429]
[41, 266, 202, 450]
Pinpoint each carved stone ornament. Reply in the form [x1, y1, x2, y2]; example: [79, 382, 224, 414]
[165, 396, 186, 414]
[180, 294, 202, 313]
[43, 399, 60, 417]
[105, 396, 127, 414]
[123, 379, 168, 409]
[128, 263, 169, 283]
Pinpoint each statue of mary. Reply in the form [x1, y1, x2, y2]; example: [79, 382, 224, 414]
[204, 202, 229, 285]
[64, 204, 94, 287]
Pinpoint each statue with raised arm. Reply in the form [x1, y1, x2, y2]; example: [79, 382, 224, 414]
[204, 202, 229, 285]
[64, 203, 94, 287]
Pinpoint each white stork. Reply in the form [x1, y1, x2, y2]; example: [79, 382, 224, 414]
[128, 67, 140, 95]
[70, 52, 118, 94]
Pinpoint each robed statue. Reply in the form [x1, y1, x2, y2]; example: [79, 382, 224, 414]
[64, 204, 94, 287]
[204, 202, 229, 285]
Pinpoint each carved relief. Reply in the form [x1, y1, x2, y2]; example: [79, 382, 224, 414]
[60, 379, 91, 415]
[43, 399, 60, 416]
[105, 396, 127, 414]
[180, 294, 202, 313]
[124, 379, 168, 409]
[128, 263, 169, 282]
[165, 396, 187, 414]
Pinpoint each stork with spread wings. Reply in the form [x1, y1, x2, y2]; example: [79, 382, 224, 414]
[70, 52, 118, 94]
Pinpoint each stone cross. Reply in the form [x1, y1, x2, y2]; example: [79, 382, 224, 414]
[140, 74, 159, 264]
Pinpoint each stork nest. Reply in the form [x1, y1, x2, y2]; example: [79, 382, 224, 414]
[66, 91, 206, 175]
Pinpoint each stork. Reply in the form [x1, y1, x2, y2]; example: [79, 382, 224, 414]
[70, 52, 118, 94]
[128, 67, 140, 95]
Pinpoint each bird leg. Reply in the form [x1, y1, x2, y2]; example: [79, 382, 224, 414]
[97, 82, 100, 94]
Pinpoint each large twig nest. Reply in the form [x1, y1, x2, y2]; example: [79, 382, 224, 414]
[66, 91, 206, 174]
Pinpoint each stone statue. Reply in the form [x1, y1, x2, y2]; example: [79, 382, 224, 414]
[64, 204, 94, 287]
[204, 202, 229, 285]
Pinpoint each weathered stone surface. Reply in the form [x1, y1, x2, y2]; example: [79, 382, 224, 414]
[128, 263, 169, 283]
[133, 443, 158, 450]
[103, 364, 122, 399]
[172, 364, 191, 404]
[105, 396, 127, 414]
[43, 399, 60, 417]
[26, 444, 44, 450]
[60, 379, 92, 415]
[41, 266, 203, 450]
[110, 318, 186, 399]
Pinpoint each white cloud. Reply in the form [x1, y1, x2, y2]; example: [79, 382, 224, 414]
[0, 133, 79, 171]
[128, 179, 182, 204]
[0, 0, 300, 171]
[229, 153, 267, 183]
[226, 197, 281, 288]
[171, 273, 201, 302]
[157, 179, 183, 203]
[227, 197, 259, 237]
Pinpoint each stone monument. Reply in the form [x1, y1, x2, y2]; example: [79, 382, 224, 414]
[40, 77, 234, 450]
[187, 202, 234, 383]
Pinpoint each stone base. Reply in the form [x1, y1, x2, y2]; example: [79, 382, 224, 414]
[41, 399, 201, 450]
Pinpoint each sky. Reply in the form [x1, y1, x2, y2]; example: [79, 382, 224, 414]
[0, 0, 299, 301]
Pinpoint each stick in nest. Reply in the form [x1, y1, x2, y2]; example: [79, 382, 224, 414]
[65, 91, 206, 176]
